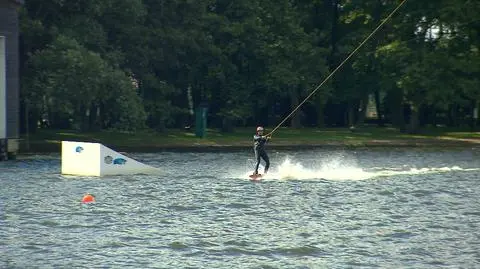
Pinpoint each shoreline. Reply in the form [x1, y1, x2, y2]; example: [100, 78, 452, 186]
[18, 138, 480, 154]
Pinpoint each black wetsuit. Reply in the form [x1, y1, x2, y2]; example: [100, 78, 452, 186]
[253, 134, 270, 174]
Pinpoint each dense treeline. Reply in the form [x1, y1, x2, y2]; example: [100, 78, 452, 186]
[19, 0, 480, 134]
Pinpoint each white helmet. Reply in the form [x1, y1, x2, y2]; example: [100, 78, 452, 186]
[256, 126, 264, 132]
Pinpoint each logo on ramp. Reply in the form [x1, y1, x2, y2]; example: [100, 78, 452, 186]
[113, 158, 127, 165]
[104, 155, 113, 164]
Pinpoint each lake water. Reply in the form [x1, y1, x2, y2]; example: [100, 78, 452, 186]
[1, 148, 480, 268]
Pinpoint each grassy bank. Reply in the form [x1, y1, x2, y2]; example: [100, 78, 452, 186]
[18, 126, 480, 153]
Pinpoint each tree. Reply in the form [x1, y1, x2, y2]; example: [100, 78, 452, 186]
[23, 35, 146, 131]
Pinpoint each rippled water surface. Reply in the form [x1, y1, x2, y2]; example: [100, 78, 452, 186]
[1, 148, 480, 268]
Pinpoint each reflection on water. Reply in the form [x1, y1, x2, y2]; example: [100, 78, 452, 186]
[1, 148, 480, 268]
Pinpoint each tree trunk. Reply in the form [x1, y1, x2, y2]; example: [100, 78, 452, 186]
[408, 103, 420, 134]
[431, 106, 437, 127]
[448, 104, 459, 127]
[88, 103, 101, 131]
[316, 96, 325, 127]
[418, 104, 428, 127]
[28, 109, 39, 133]
[81, 104, 89, 131]
[388, 89, 406, 132]
[329, 0, 339, 67]
[348, 100, 355, 127]
[156, 119, 166, 133]
[99, 102, 105, 129]
[370, 0, 385, 127]
[221, 117, 234, 133]
[356, 94, 369, 126]
[290, 87, 302, 128]
[472, 101, 478, 131]
[374, 90, 384, 126]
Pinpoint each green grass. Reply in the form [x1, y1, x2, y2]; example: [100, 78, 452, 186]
[19, 126, 480, 152]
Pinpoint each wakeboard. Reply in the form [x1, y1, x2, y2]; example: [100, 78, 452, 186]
[249, 173, 263, 181]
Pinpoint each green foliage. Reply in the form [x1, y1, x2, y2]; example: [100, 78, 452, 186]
[19, 0, 480, 133]
[23, 35, 146, 131]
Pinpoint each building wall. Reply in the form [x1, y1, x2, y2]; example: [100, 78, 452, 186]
[0, 0, 22, 144]
[1, 36, 6, 139]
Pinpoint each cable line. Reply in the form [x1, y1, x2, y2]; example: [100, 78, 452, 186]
[267, 0, 409, 137]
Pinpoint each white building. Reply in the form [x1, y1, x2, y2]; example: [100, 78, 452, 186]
[0, 0, 22, 160]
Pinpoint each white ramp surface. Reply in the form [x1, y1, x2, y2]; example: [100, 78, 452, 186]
[61, 141, 160, 176]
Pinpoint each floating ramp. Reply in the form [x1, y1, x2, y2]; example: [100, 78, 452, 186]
[61, 141, 160, 176]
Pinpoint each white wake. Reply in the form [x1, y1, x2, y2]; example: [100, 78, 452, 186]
[243, 157, 479, 181]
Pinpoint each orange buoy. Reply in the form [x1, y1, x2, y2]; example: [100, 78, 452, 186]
[81, 194, 95, 203]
